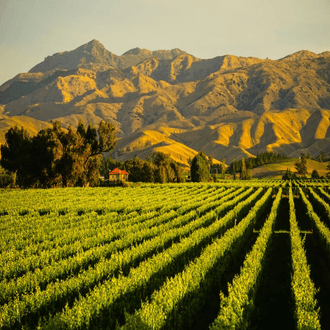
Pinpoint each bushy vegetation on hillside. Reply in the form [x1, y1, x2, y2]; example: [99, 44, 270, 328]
[227, 152, 288, 176]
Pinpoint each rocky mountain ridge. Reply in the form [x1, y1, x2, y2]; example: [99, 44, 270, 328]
[29, 39, 187, 74]
[1, 40, 330, 165]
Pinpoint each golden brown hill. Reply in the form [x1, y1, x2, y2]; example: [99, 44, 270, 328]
[0, 114, 52, 149]
[1, 40, 330, 166]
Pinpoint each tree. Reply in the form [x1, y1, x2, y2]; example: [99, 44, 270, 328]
[232, 159, 237, 180]
[122, 152, 184, 184]
[240, 157, 246, 180]
[282, 168, 295, 180]
[191, 152, 210, 182]
[1, 120, 117, 187]
[294, 153, 308, 177]
[57, 125, 86, 187]
[77, 120, 87, 138]
[311, 169, 320, 179]
[150, 151, 184, 183]
[221, 158, 226, 180]
[326, 162, 330, 179]
[0, 126, 33, 187]
[0, 165, 16, 188]
[96, 120, 117, 155]
[208, 154, 214, 167]
[238, 157, 252, 180]
[169, 161, 184, 182]
[124, 157, 145, 182]
[142, 161, 156, 182]
[155, 165, 167, 183]
[32, 121, 65, 187]
[73, 121, 116, 186]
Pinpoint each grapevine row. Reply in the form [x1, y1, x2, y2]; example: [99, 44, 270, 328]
[210, 187, 282, 329]
[121, 187, 273, 330]
[0, 187, 256, 329]
[37, 188, 265, 330]
[0, 187, 240, 304]
[289, 186, 320, 329]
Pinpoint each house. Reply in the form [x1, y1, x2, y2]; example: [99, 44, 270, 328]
[109, 168, 129, 181]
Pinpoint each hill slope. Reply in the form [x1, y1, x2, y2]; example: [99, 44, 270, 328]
[1, 40, 330, 165]
[251, 158, 329, 179]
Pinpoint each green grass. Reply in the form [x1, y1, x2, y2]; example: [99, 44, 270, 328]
[251, 159, 329, 179]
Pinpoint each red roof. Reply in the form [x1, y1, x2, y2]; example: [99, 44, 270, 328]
[109, 168, 129, 175]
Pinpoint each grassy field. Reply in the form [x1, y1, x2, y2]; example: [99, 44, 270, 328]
[251, 159, 329, 179]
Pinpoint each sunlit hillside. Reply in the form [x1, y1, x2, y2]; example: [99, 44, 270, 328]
[1, 40, 330, 165]
[0, 114, 52, 147]
[251, 159, 329, 179]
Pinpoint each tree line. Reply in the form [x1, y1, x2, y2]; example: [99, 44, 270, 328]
[227, 152, 288, 178]
[0, 121, 116, 188]
[283, 153, 330, 180]
[0, 121, 186, 187]
[2, 121, 329, 188]
[102, 152, 185, 184]
[190, 151, 255, 182]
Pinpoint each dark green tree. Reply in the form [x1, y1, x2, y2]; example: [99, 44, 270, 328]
[1, 120, 117, 187]
[72, 120, 116, 186]
[57, 126, 85, 187]
[0, 126, 33, 187]
[191, 152, 210, 182]
[155, 165, 167, 183]
[96, 121, 117, 155]
[311, 169, 320, 179]
[0, 165, 16, 188]
[124, 157, 145, 182]
[208, 154, 214, 167]
[142, 161, 156, 182]
[32, 122, 66, 187]
[326, 162, 330, 179]
[170, 161, 184, 183]
[77, 120, 87, 138]
[221, 158, 226, 180]
[240, 157, 246, 180]
[232, 159, 237, 180]
[294, 153, 308, 177]
[282, 168, 295, 180]
[150, 151, 184, 183]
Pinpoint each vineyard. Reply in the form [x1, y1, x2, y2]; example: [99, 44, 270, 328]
[1, 181, 330, 329]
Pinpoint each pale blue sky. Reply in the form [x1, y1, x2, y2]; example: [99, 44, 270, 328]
[1, 0, 329, 85]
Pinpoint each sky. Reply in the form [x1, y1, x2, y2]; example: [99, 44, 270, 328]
[0, 0, 329, 85]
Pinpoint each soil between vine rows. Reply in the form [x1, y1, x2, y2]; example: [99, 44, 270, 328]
[249, 196, 295, 330]
[185, 190, 273, 330]
[296, 194, 330, 329]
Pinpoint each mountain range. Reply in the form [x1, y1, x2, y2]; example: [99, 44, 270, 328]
[1, 39, 330, 165]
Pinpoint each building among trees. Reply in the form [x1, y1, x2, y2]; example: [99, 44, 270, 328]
[109, 168, 129, 181]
